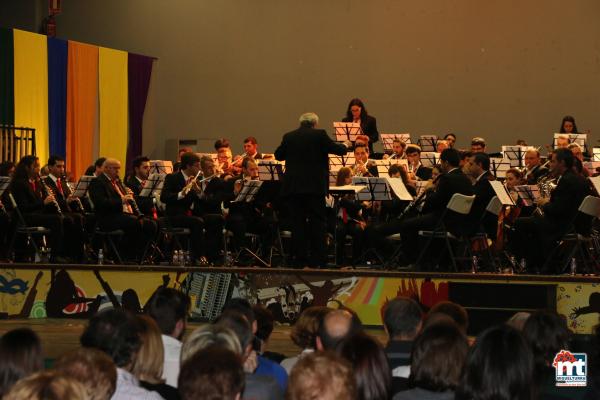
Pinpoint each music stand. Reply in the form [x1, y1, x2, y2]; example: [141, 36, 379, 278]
[490, 181, 515, 206]
[420, 152, 439, 168]
[333, 122, 362, 142]
[72, 175, 96, 198]
[351, 177, 392, 202]
[257, 160, 284, 181]
[385, 177, 413, 201]
[514, 185, 540, 207]
[593, 148, 600, 162]
[553, 133, 588, 152]
[489, 158, 511, 179]
[234, 180, 263, 203]
[501, 146, 533, 168]
[139, 173, 165, 197]
[417, 135, 438, 152]
[0, 176, 10, 197]
[589, 176, 600, 195]
[150, 160, 174, 175]
[380, 133, 411, 152]
[371, 160, 391, 177]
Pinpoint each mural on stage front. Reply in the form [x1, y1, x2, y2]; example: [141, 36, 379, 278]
[1, 267, 599, 334]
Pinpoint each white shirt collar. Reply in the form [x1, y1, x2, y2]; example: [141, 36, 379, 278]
[476, 171, 488, 182]
[48, 173, 59, 183]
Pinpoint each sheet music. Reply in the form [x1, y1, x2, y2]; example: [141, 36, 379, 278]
[593, 148, 600, 162]
[329, 154, 356, 169]
[329, 185, 367, 194]
[234, 180, 263, 202]
[0, 176, 10, 196]
[589, 176, 600, 196]
[553, 133, 587, 149]
[72, 175, 96, 197]
[418, 135, 438, 152]
[490, 180, 515, 206]
[385, 177, 413, 201]
[514, 184, 540, 207]
[489, 158, 511, 179]
[380, 133, 411, 150]
[149, 160, 174, 175]
[420, 152, 439, 168]
[501, 146, 534, 168]
[140, 173, 165, 197]
[351, 177, 392, 201]
[333, 122, 362, 142]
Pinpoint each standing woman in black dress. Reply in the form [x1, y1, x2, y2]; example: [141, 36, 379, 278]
[342, 98, 379, 154]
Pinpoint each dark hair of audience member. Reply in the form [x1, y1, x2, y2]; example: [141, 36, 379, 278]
[455, 324, 534, 400]
[383, 297, 422, 339]
[222, 298, 256, 325]
[521, 310, 570, 383]
[287, 351, 357, 400]
[0, 328, 43, 397]
[336, 332, 391, 400]
[80, 308, 141, 368]
[427, 301, 469, 334]
[146, 287, 190, 337]
[409, 322, 469, 392]
[253, 304, 274, 343]
[215, 311, 254, 351]
[290, 307, 330, 350]
[54, 348, 117, 400]
[3, 371, 86, 400]
[179, 346, 245, 400]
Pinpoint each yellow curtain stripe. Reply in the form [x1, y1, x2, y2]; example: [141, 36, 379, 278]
[98, 47, 128, 176]
[13, 29, 49, 164]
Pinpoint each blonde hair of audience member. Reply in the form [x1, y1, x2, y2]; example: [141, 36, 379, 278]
[181, 324, 242, 364]
[54, 348, 117, 400]
[286, 351, 357, 400]
[336, 167, 352, 187]
[131, 315, 166, 385]
[4, 371, 87, 400]
[506, 312, 531, 331]
[290, 307, 331, 350]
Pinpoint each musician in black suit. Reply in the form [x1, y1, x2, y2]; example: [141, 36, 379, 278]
[88, 158, 157, 262]
[511, 148, 590, 273]
[464, 153, 497, 238]
[406, 145, 433, 182]
[342, 98, 379, 154]
[8, 155, 67, 261]
[125, 156, 156, 216]
[352, 144, 379, 177]
[367, 149, 473, 266]
[523, 149, 549, 185]
[242, 136, 264, 160]
[275, 112, 350, 267]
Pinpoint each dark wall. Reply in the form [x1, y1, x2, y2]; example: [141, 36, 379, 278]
[6, 1, 600, 159]
[0, 0, 45, 32]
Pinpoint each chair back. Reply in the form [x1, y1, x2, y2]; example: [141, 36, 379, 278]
[447, 194, 476, 215]
[485, 196, 503, 216]
[578, 195, 600, 218]
[8, 193, 27, 226]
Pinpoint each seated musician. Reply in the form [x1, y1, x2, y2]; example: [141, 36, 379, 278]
[334, 167, 365, 265]
[352, 144, 378, 177]
[242, 136, 264, 160]
[8, 155, 68, 262]
[523, 149, 548, 184]
[379, 164, 417, 221]
[44, 155, 87, 261]
[366, 149, 473, 267]
[405, 144, 432, 182]
[215, 143, 239, 180]
[470, 137, 486, 153]
[555, 134, 570, 149]
[84, 157, 106, 177]
[88, 158, 158, 262]
[227, 157, 275, 257]
[444, 133, 457, 148]
[383, 139, 406, 160]
[436, 139, 449, 153]
[568, 143, 590, 177]
[463, 153, 496, 237]
[510, 148, 590, 273]
[125, 156, 156, 216]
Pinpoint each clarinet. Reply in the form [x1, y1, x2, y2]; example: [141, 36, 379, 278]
[39, 177, 62, 214]
[116, 178, 142, 217]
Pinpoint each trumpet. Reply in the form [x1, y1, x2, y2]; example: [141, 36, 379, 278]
[39, 177, 62, 214]
[353, 159, 375, 177]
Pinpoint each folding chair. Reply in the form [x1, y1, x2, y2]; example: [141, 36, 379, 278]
[466, 196, 503, 272]
[6, 193, 51, 262]
[415, 194, 476, 271]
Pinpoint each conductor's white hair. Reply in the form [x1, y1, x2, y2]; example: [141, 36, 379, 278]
[299, 112, 319, 126]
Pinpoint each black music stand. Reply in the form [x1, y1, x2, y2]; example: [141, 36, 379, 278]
[418, 135, 438, 152]
[489, 158, 511, 179]
[514, 185, 540, 207]
[333, 122, 362, 142]
[502, 146, 528, 168]
[139, 173, 165, 197]
[381, 133, 411, 153]
[420, 152, 438, 168]
[0, 176, 10, 197]
[257, 161, 284, 181]
[352, 177, 392, 202]
[72, 175, 95, 199]
[149, 160, 173, 175]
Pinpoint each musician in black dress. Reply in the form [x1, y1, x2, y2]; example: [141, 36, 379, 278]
[342, 98, 379, 154]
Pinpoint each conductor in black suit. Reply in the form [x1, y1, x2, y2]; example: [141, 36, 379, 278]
[511, 148, 590, 272]
[342, 98, 379, 154]
[275, 112, 350, 267]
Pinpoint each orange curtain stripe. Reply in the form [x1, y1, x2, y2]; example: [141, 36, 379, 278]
[66, 41, 98, 180]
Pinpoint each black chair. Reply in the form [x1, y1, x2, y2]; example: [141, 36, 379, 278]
[6, 193, 51, 262]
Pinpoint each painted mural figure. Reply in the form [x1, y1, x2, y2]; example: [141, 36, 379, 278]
[297, 276, 344, 307]
[45, 269, 101, 318]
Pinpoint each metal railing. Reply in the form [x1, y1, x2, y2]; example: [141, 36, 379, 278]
[0, 125, 36, 163]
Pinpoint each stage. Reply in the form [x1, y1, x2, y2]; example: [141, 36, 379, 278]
[0, 263, 598, 340]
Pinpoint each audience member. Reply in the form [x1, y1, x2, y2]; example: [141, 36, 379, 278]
[80, 308, 163, 400]
[146, 287, 190, 387]
[455, 324, 534, 400]
[54, 348, 117, 400]
[394, 322, 468, 400]
[0, 328, 43, 397]
[506, 311, 531, 331]
[181, 324, 242, 364]
[316, 309, 358, 351]
[179, 346, 245, 400]
[281, 307, 330, 374]
[336, 332, 392, 400]
[3, 371, 86, 400]
[426, 301, 469, 334]
[286, 351, 357, 400]
[253, 305, 286, 363]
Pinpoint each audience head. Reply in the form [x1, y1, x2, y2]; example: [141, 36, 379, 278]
[179, 346, 245, 400]
[336, 332, 391, 400]
[336, 166, 352, 186]
[221, 298, 257, 333]
[456, 324, 534, 400]
[506, 311, 531, 331]
[130, 315, 165, 385]
[253, 305, 275, 351]
[290, 306, 331, 351]
[3, 371, 87, 400]
[522, 310, 570, 378]
[287, 351, 357, 400]
[317, 309, 356, 351]
[181, 324, 242, 364]
[243, 136, 259, 156]
[54, 348, 117, 400]
[299, 112, 319, 127]
[47, 155, 66, 178]
[132, 156, 151, 180]
[551, 148, 574, 174]
[505, 168, 523, 190]
[179, 152, 201, 175]
[354, 144, 369, 163]
[346, 98, 368, 121]
[409, 321, 469, 393]
[382, 296, 422, 341]
[560, 115, 578, 134]
[440, 148, 461, 171]
[215, 311, 254, 360]
[146, 287, 190, 340]
[0, 161, 16, 177]
[443, 133, 456, 148]
[427, 301, 469, 334]
[80, 308, 141, 369]
[0, 328, 43, 397]
[470, 137, 486, 153]
[524, 149, 541, 169]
